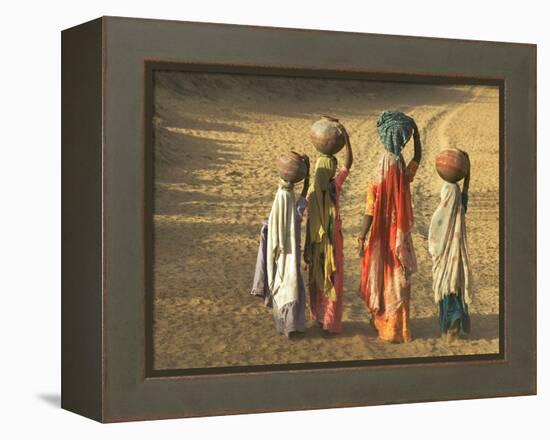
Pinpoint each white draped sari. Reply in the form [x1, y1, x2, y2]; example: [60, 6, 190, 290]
[428, 182, 473, 305]
[267, 181, 300, 309]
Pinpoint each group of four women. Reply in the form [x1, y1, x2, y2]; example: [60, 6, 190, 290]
[251, 111, 472, 344]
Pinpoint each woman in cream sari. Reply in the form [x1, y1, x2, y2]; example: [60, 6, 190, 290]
[428, 156, 472, 342]
[265, 155, 310, 338]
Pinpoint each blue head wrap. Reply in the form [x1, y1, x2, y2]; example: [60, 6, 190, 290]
[377, 111, 414, 155]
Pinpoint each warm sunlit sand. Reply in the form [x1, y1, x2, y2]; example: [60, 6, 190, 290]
[152, 72, 500, 370]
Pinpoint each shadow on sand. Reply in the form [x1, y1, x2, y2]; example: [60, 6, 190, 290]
[305, 313, 499, 342]
[412, 313, 500, 340]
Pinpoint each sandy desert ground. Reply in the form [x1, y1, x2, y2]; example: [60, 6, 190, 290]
[152, 72, 500, 370]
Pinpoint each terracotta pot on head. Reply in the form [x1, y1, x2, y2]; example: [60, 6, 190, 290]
[435, 148, 470, 183]
[277, 151, 308, 183]
[310, 116, 346, 155]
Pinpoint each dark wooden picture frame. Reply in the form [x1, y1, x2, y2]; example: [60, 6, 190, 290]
[62, 16, 536, 422]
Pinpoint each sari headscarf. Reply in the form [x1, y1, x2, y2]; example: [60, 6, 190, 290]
[428, 182, 473, 305]
[361, 112, 417, 314]
[377, 111, 414, 156]
[266, 180, 299, 308]
[308, 155, 338, 301]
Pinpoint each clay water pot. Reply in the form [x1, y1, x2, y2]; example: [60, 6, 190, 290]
[435, 148, 470, 183]
[310, 116, 346, 155]
[277, 151, 307, 183]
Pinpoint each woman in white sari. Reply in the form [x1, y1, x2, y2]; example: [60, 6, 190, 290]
[266, 155, 310, 338]
[428, 158, 472, 342]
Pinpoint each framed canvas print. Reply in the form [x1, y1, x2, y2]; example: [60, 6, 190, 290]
[61, 16, 536, 422]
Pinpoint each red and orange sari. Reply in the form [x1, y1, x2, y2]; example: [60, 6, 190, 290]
[360, 152, 417, 342]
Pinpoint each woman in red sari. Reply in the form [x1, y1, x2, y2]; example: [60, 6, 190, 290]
[358, 111, 421, 343]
